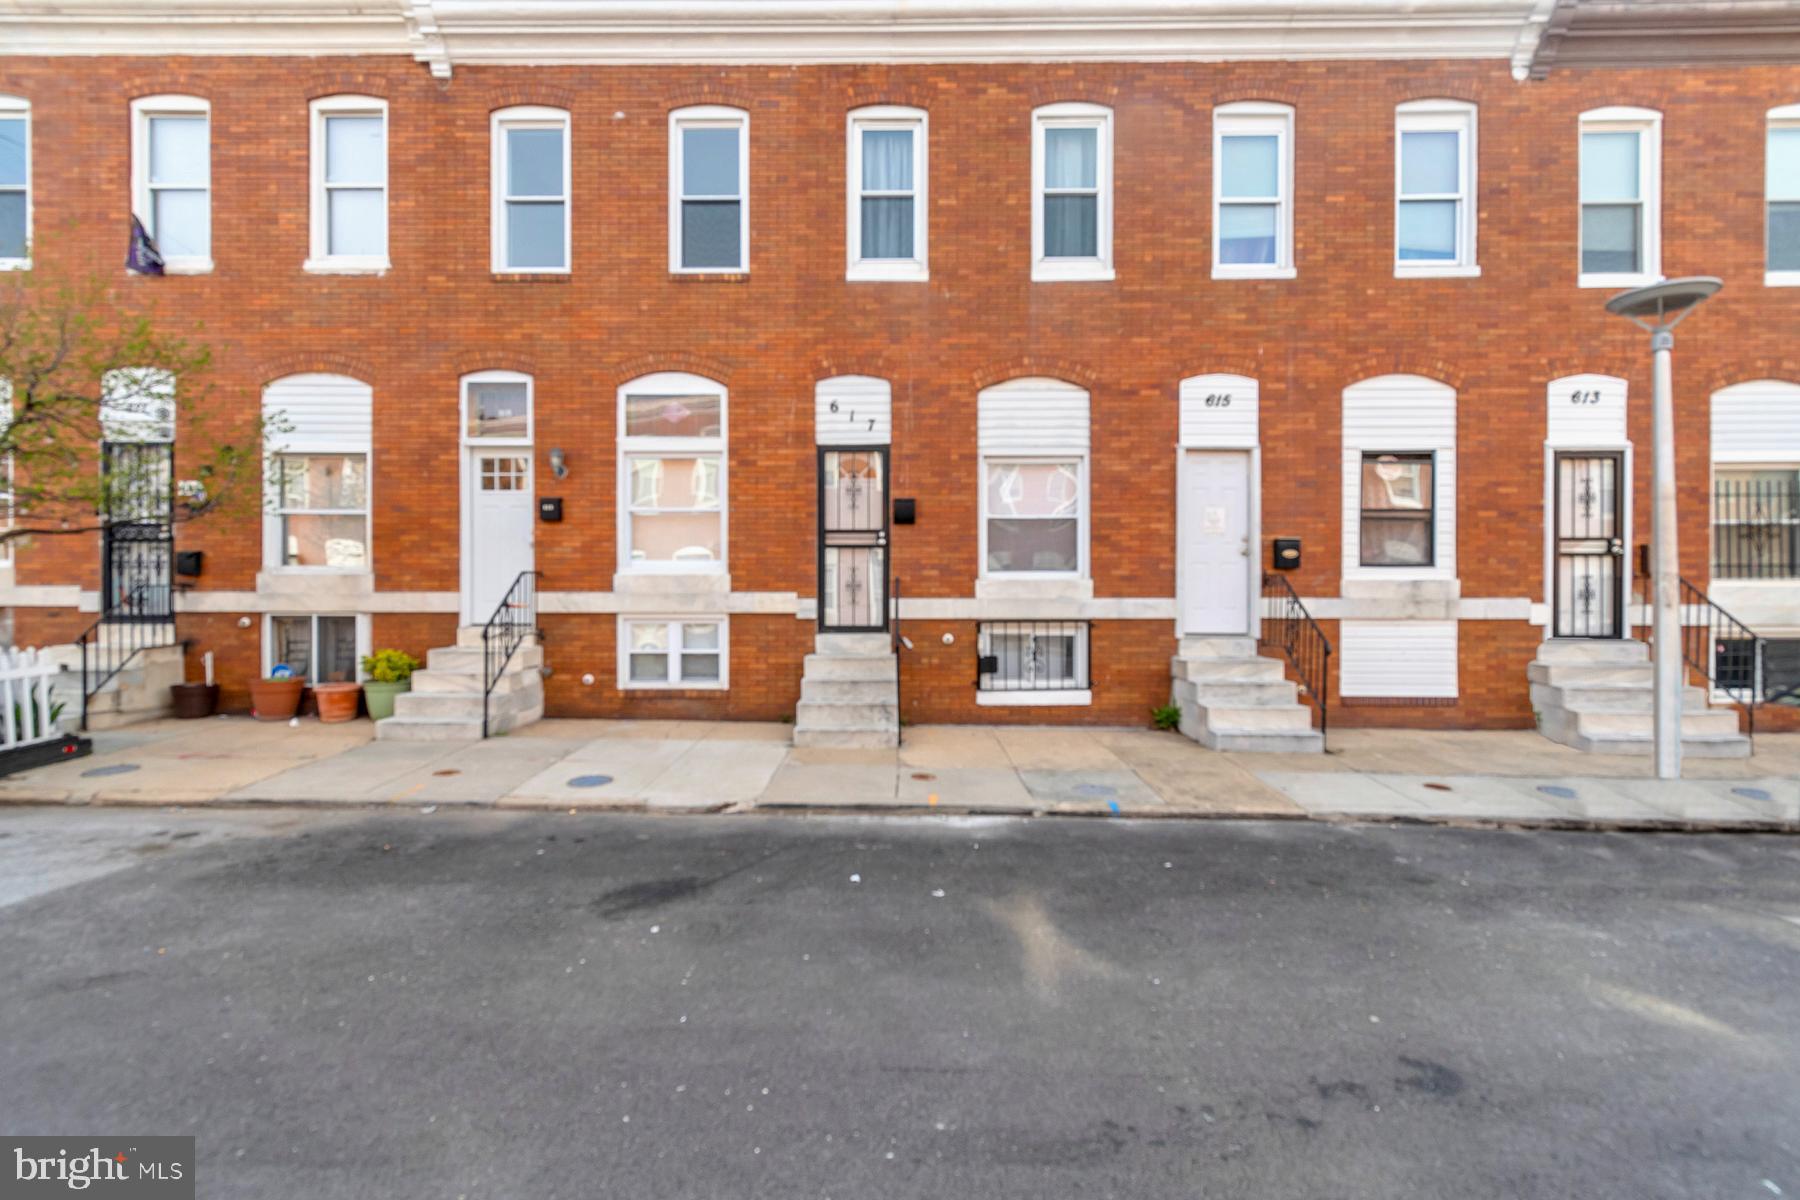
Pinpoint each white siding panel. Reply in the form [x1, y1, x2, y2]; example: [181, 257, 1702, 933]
[1711, 379, 1800, 463]
[815, 375, 892, 446]
[978, 378, 1089, 455]
[1179, 373, 1258, 448]
[1342, 374, 1455, 449]
[263, 373, 373, 454]
[1546, 373, 1628, 447]
[1339, 619, 1459, 698]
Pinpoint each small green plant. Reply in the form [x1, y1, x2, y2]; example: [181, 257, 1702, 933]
[12, 683, 66, 740]
[361, 649, 423, 683]
[1150, 703, 1182, 731]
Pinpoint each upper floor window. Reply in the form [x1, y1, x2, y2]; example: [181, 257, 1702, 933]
[670, 107, 748, 274]
[0, 96, 29, 269]
[847, 106, 927, 282]
[309, 95, 388, 272]
[617, 373, 727, 572]
[1767, 105, 1800, 285]
[1031, 103, 1113, 282]
[1395, 100, 1477, 276]
[131, 95, 210, 273]
[1213, 102, 1294, 280]
[1579, 107, 1661, 288]
[491, 106, 568, 273]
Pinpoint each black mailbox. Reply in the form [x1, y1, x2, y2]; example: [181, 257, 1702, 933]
[1273, 538, 1301, 570]
[977, 654, 999, 675]
[539, 497, 564, 523]
[175, 550, 204, 577]
[893, 497, 917, 525]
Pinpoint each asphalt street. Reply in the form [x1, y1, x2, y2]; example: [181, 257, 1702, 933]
[1, 806, 1796, 1199]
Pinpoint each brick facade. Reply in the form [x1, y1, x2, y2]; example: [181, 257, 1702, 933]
[3, 55, 1798, 728]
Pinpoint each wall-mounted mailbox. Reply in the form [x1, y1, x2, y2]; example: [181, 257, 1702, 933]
[977, 654, 999, 675]
[893, 498, 917, 525]
[175, 550, 204, 577]
[1273, 538, 1301, 570]
[539, 497, 564, 523]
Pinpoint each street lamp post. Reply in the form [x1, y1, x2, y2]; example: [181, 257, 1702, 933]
[1603, 277, 1722, 781]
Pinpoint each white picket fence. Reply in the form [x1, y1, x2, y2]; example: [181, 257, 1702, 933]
[0, 647, 65, 750]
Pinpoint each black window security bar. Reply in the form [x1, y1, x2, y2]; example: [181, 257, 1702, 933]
[1260, 572, 1331, 744]
[1713, 476, 1800, 579]
[976, 621, 1090, 692]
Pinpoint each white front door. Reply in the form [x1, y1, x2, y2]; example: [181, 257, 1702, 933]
[465, 450, 536, 624]
[1181, 449, 1251, 635]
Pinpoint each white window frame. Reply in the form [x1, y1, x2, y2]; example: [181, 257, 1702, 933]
[846, 105, 928, 282]
[617, 615, 729, 691]
[0, 95, 30, 271]
[1766, 104, 1800, 287]
[1030, 102, 1113, 283]
[669, 106, 749, 275]
[1394, 99, 1478, 278]
[975, 622, 1092, 708]
[270, 452, 372, 574]
[130, 94, 212, 275]
[978, 456, 1090, 582]
[1578, 106, 1662, 290]
[491, 105, 570, 275]
[262, 612, 370, 683]
[616, 371, 728, 576]
[306, 94, 389, 274]
[1212, 101, 1295, 281]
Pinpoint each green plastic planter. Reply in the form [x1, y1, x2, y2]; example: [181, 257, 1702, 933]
[363, 679, 410, 721]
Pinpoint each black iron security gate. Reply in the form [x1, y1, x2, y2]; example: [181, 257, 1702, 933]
[817, 446, 889, 632]
[100, 440, 175, 621]
[1552, 451, 1625, 638]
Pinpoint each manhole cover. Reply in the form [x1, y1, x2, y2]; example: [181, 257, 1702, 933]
[432, 769, 461, 777]
[1073, 783, 1118, 798]
[568, 774, 614, 789]
[1731, 786, 1773, 803]
[911, 772, 935, 781]
[1423, 782, 1453, 792]
[80, 763, 140, 778]
[1537, 785, 1578, 800]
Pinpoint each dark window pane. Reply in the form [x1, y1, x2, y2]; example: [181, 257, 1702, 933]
[1043, 194, 1097, 258]
[317, 616, 359, 683]
[505, 201, 565, 268]
[860, 196, 913, 259]
[682, 199, 742, 269]
[1770, 202, 1800, 271]
[986, 518, 1079, 573]
[0, 118, 23, 186]
[1581, 204, 1639, 274]
[0, 192, 23, 259]
[1361, 514, 1434, 566]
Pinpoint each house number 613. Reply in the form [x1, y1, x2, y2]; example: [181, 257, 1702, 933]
[1570, 389, 1602, 405]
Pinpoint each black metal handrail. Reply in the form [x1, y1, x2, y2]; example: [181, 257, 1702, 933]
[1260, 573, 1332, 745]
[482, 570, 540, 738]
[1678, 576, 1761, 743]
[76, 584, 179, 731]
[890, 573, 902, 748]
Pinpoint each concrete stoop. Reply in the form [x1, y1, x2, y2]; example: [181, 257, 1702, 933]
[1171, 636, 1324, 753]
[1528, 638, 1751, 758]
[793, 632, 900, 749]
[376, 630, 545, 741]
[44, 635, 186, 731]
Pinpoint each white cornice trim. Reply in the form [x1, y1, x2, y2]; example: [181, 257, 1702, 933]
[0, 1, 1547, 69]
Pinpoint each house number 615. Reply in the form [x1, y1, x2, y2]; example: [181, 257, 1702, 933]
[1204, 393, 1232, 408]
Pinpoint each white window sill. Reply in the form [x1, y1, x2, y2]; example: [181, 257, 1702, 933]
[670, 266, 748, 276]
[847, 261, 929, 283]
[620, 681, 729, 692]
[0, 258, 30, 272]
[974, 576, 1094, 602]
[1212, 265, 1296, 281]
[977, 689, 1092, 707]
[492, 266, 570, 276]
[1766, 270, 1800, 288]
[1032, 261, 1114, 283]
[150, 259, 213, 276]
[305, 258, 390, 275]
[1579, 271, 1662, 290]
[1395, 263, 1481, 279]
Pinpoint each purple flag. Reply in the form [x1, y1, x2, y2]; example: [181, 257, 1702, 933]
[127, 215, 165, 275]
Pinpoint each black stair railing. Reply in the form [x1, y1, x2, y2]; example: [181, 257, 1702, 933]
[76, 584, 179, 732]
[482, 570, 541, 738]
[890, 573, 903, 748]
[1677, 576, 1762, 744]
[1260, 572, 1332, 746]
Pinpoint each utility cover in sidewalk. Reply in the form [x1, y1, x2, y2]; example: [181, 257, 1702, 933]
[1537, 785, 1578, 800]
[80, 763, 140, 778]
[569, 775, 614, 788]
[1732, 787, 1773, 802]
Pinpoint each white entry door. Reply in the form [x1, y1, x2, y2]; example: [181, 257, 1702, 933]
[465, 451, 536, 624]
[1181, 449, 1252, 635]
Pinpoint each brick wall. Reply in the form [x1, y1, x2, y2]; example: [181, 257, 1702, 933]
[2, 55, 1797, 728]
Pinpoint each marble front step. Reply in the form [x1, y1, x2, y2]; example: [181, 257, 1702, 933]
[454, 626, 542, 650]
[426, 643, 544, 675]
[1530, 636, 1751, 758]
[801, 654, 897, 682]
[1170, 641, 1323, 754]
[814, 632, 892, 656]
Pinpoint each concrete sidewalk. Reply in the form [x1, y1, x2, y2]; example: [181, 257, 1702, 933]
[0, 714, 1794, 830]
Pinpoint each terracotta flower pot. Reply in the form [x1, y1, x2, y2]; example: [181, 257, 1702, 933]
[250, 677, 306, 721]
[362, 679, 409, 721]
[169, 682, 220, 719]
[312, 682, 363, 724]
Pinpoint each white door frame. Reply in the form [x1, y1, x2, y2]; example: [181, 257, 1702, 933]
[1176, 446, 1260, 638]
[459, 371, 535, 627]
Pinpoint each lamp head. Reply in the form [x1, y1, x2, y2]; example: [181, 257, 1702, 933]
[1604, 276, 1722, 328]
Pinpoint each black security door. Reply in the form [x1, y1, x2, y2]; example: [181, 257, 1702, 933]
[1552, 451, 1625, 638]
[100, 440, 175, 622]
[817, 447, 889, 632]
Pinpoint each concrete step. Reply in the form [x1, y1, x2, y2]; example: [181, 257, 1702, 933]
[792, 726, 900, 749]
[411, 666, 540, 696]
[801, 677, 898, 704]
[1171, 655, 1287, 684]
[454, 626, 542, 650]
[814, 633, 892, 657]
[794, 699, 899, 731]
[1530, 682, 1709, 714]
[375, 715, 485, 742]
[1574, 708, 1743, 739]
[801, 653, 897, 682]
[1526, 661, 1656, 688]
[1561, 728, 1753, 758]
[1183, 702, 1315, 734]
[1534, 638, 1650, 665]
[426, 643, 544, 675]
[1173, 677, 1299, 708]
[1176, 702, 1322, 752]
[1176, 635, 1259, 660]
